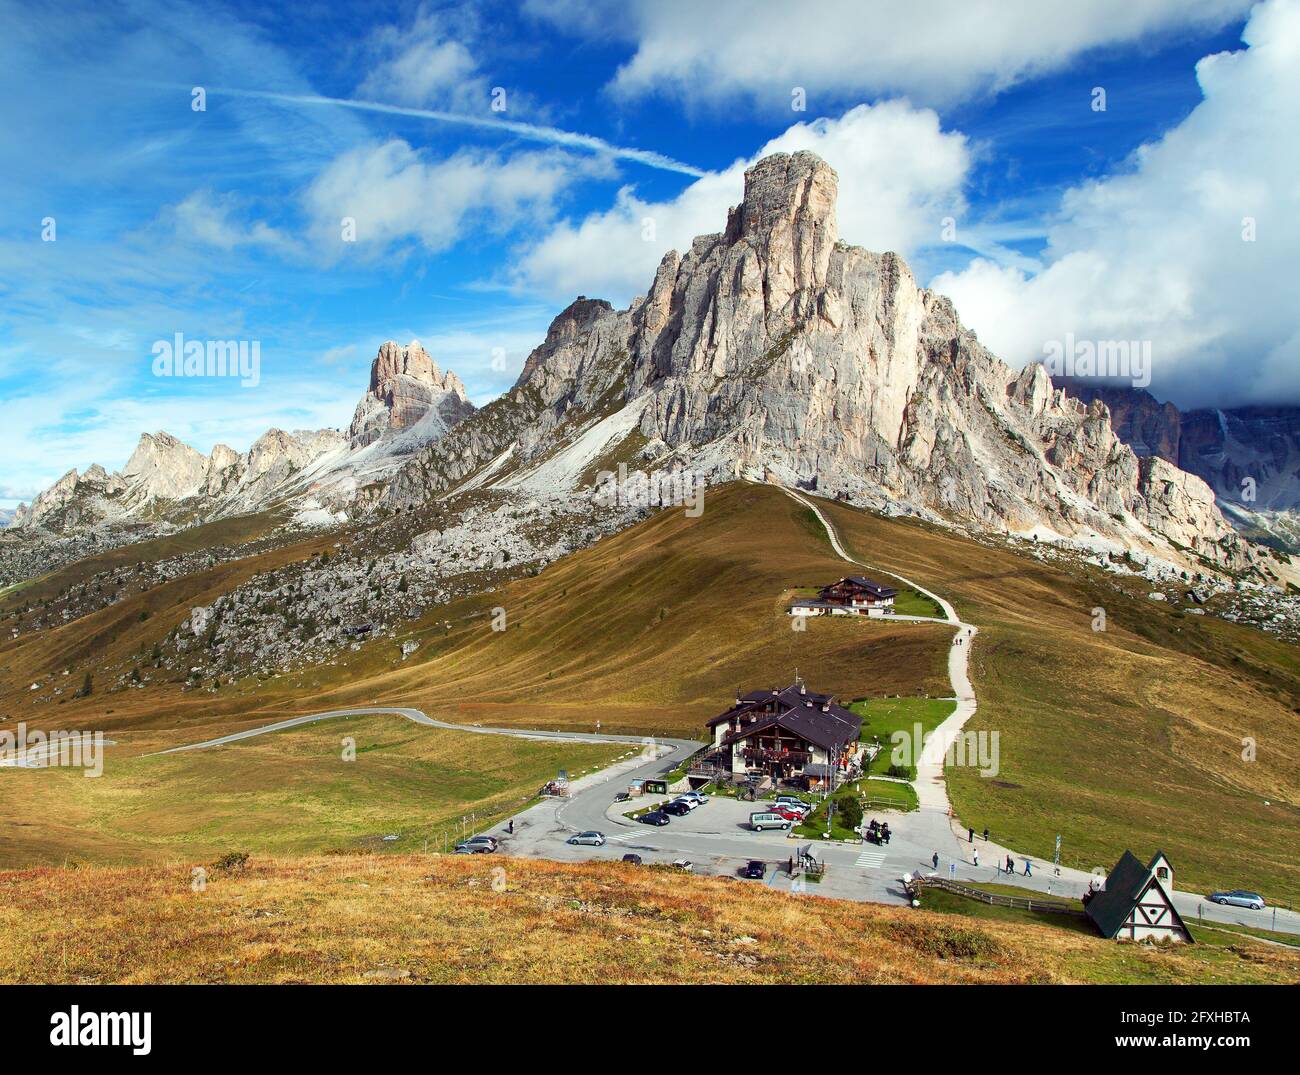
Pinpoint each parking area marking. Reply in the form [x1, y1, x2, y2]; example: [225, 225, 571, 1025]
[856, 850, 887, 869]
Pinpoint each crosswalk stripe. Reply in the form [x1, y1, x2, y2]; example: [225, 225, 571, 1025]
[855, 851, 887, 868]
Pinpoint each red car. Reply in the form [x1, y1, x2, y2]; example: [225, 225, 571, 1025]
[770, 805, 806, 822]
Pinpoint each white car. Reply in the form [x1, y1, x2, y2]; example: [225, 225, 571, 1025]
[677, 791, 710, 804]
[671, 796, 703, 811]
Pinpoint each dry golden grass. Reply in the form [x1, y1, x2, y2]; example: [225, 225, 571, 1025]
[821, 498, 1300, 903]
[0, 483, 951, 750]
[2, 853, 1294, 984]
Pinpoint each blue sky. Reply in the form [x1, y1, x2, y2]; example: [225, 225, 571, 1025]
[3, 0, 1298, 508]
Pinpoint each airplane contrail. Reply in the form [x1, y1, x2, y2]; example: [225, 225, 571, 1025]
[214, 86, 706, 177]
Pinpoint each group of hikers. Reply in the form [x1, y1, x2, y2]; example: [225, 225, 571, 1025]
[865, 818, 892, 844]
[931, 847, 1033, 876]
[928, 824, 1035, 877]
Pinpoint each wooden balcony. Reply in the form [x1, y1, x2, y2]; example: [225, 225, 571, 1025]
[741, 746, 811, 767]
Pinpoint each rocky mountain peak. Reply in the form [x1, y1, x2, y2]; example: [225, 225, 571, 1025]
[388, 149, 1250, 571]
[518, 298, 616, 385]
[121, 431, 207, 501]
[725, 150, 839, 250]
[349, 340, 475, 450]
[372, 339, 436, 392]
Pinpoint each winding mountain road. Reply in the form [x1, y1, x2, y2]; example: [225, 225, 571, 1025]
[136, 491, 1300, 938]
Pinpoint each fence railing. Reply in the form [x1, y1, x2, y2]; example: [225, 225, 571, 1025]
[915, 875, 1087, 917]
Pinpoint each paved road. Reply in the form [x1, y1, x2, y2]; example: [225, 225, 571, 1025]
[140, 501, 1300, 938]
[147, 706, 690, 755]
[766, 484, 1300, 936]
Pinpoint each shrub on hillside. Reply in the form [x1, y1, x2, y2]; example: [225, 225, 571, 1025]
[211, 851, 250, 873]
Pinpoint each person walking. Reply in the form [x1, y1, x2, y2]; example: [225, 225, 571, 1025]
[982, 827, 989, 842]
[968, 827, 974, 843]
[972, 847, 979, 867]
[1005, 854, 1014, 874]
[1024, 859, 1033, 877]
[932, 850, 939, 870]
[507, 819, 515, 835]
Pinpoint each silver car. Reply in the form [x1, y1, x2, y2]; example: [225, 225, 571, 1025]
[567, 830, 606, 846]
[1210, 890, 1266, 910]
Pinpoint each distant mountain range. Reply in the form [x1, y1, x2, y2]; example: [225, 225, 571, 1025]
[7, 340, 475, 533]
[1057, 381, 1300, 551]
[9, 150, 1270, 574]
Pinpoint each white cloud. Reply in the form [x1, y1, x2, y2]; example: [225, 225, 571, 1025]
[529, 0, 1251, 108]
[168, 190, 293, 252]
[303, 141, 603, 255]
[932, 0, 1300, 409]
[357, 6, 487, 112]
[514, 102, 970, 304]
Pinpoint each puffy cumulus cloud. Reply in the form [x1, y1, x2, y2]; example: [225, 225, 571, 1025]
[304, 141, 604, 256]
[514, 101, 970, 304]
[528, 0, 1250, 108]
[356, 6, 488, 112]
[932, 0, 1300, 409]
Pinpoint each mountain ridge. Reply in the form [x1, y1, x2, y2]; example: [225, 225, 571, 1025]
[8, 341, 475, 533]
[8, 150, 1265, 576]
[1056, 380, 1300, 550]
[387, 150, 1248, 572]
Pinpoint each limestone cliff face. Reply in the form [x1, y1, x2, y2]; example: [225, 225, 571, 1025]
[349, 340, 475, 450]
[1058, 381, 1300, 550]
[391, 150, 1244, 567]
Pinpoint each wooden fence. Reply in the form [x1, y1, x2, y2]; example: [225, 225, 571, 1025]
[914, 875, 1087, 918]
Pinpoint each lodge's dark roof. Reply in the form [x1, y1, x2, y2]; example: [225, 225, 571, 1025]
[821, 576, 898, 599]
[1085, 850, 1192, 941]
[707, 683, 861, 752]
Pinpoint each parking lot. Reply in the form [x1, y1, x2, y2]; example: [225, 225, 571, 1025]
[613, 791, 814, 836]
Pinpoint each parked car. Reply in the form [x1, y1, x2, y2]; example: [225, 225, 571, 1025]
[661, 800, 692, 816]
[638, 809, 671, 826]
[677, 791, 709, 805]
[671, 796, 703, 810]
[770, 805, 806, 822]
[454, 836, 497, 854]
[671, 859, 694, 872]
[567, 831, 606, 846]
[622, 854, 643, 865]
[741, 860, 767, 880]
[775, 795, 811, 810]
[613, 792, 631, 803]
[749, 811, 793, 832]
[1210, 890, 1266, 910]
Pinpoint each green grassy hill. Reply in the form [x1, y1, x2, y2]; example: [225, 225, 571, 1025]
[3, 481, 1296, 909]
[821, 497, 1300, 905]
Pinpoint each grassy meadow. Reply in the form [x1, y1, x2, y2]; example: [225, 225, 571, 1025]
[2, 852, 1295, 985]
[2, 481, 1296, 915]
[822, 497, 1300, 906]
[0, 714, 625, 868]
